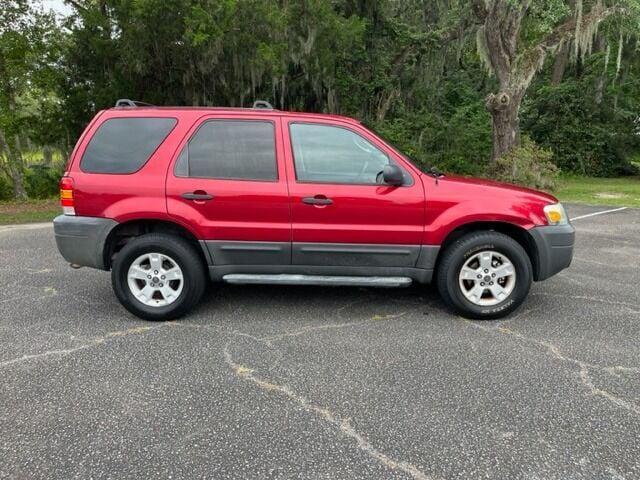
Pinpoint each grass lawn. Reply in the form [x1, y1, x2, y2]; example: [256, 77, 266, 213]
[556, 176, 640, 208]
[0, 198, 59, 225]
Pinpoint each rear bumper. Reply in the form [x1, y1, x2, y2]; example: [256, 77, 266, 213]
[53, 215, 117, 270]
[529, 223, 575, 281]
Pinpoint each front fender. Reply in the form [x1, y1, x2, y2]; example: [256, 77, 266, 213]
[424, 199, 543, 245]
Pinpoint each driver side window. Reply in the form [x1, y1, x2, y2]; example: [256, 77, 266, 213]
[290, 123, 391, 184]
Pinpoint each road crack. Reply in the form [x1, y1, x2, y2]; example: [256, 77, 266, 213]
[464, 321, 640, 417]
[182, 307, 432, 479]
[224, 344, 433, 480]
[0, 323, 172, 369]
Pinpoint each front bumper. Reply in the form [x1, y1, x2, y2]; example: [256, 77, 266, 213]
[53, 215, 118, 270]
[529, 223, 575, 281]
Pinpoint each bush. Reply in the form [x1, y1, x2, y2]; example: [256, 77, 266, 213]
[25, 164, 63, 199]
[522, 54, 640, 177]
[370, 100, 491, 177]
[488, 137, 559, 191]
[0, 176, 13, 201]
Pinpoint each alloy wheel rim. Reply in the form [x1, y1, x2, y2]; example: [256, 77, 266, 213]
[127, 253, 184, 307]
[458, 250, 516, 306]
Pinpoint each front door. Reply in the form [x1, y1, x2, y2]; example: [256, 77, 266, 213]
[166, 115, 291, 266]
[283, 118, 425, 267]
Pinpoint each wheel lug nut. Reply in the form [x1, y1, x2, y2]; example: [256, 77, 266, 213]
[484, 269, 489, 273]
[161, 275, 165, 279]
[477, 274, 482, 279]
[147, 275, 151, 279]
[154, 270, 158, 274]
[490, 281, 494, 285]
[480, 282, 485, 286]
[492, 273, 496, 277]
[159, 283, 163, 287]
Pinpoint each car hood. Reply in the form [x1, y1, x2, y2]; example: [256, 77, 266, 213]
[437, 175, 558, 204]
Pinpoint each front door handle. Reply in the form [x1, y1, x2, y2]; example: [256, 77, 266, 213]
[302, 196, 333, 206]
[181, 191, 214, 201]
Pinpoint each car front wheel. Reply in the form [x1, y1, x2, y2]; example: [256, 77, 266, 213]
[111, 233, 207, 321]
[436, 231, 533, 319]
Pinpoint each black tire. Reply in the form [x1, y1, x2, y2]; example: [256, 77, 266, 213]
[111, 233, 207, 321]
[436, 231, 532, 319]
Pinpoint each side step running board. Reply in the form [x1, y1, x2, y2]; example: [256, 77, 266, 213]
[222, 274, 412, 288]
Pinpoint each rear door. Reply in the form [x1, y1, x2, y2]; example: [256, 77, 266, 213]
[166, 115, 291, 266]
[283, 118, 425, 267]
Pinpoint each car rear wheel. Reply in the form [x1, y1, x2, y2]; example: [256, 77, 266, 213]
[436, 231, 532, 319]
[111, 233, 207, 321]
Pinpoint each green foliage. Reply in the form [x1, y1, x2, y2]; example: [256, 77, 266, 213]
[523, 52, 640, 176]
[489, 137, 560, 190]
[0, 163, 64, 200]
[0, 176, 12, 201]
[24, 164, 64, 199]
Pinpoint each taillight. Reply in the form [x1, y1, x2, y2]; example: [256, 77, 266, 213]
[59, 176, 75, 215]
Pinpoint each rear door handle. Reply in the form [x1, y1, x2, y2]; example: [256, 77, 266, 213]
[181, 191, 214, 201]
[302, 196, 333, 206]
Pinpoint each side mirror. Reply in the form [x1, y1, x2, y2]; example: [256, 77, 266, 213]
[382, 164, 404, 186]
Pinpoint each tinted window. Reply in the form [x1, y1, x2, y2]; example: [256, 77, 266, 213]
[81, 117, 176, 174]
[290, 123, 392, 184]
[180, 121, 277, 181]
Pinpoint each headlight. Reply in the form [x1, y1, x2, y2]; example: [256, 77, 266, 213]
[543, 203, 569, 225]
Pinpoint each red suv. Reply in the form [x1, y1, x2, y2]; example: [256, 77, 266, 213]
[53, 99, 574, 321]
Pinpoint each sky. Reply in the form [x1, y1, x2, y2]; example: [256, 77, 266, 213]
[40, 0, 73, 16]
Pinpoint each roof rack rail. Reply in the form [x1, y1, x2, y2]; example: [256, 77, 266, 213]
[252, 100, 274, 110]
[114, 99, 155, 108]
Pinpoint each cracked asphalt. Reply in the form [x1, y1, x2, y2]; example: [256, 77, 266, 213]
[0, 204, 638, 480]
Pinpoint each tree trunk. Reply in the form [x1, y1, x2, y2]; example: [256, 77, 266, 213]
[486, 90, 522, 162]
[10, 167, 27, 199]
[10, 134, 27, 200]
[43, 145, 53, 165]
[551, 41, 570, 85]
[593, 36, 606, 104]
[0, 130, 28, 200]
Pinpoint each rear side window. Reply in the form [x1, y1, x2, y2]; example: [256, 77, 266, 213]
[81, 117, 177, 174]
[175, 120, 277, 181]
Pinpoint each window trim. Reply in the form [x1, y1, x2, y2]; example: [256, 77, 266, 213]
[79, 116, 178, 175]
[288, 121, 413, 187]
[173, 118, 279, 183]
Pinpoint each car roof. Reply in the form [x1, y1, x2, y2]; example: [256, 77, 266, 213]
[107, 106, 362, 125]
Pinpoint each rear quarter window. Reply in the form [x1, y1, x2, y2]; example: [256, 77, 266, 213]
[80, 117, 177, 174]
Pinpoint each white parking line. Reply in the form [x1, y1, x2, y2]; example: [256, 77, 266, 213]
[570, 207, 628, 222]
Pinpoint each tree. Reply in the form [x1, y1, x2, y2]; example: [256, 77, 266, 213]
[0, 0, 60, 199]
[473, 0, 630, 162]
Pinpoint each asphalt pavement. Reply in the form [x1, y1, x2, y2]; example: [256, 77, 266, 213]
[0, 204, 638, 479]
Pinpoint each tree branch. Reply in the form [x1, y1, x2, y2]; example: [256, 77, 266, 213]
[517, 4, 625, 90]
[502, 0, 530, 59]
[483, 1, 515, 86]
[538, 4, 625, 51]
